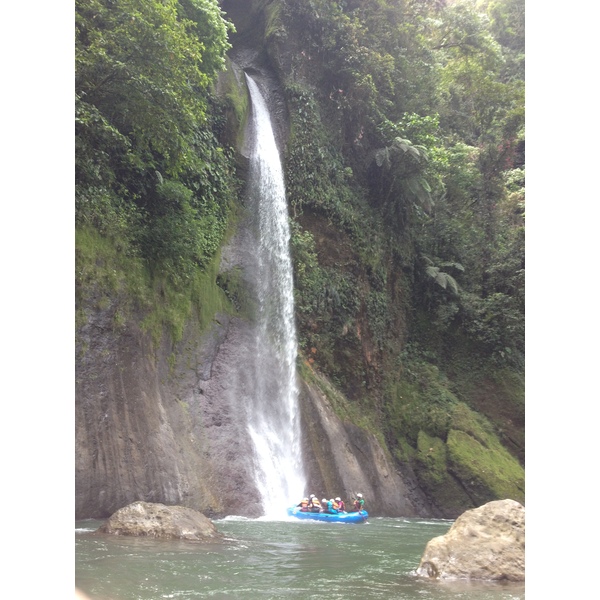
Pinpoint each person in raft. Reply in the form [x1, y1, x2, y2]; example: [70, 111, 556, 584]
[352, 493, 365, 512]
[321, 498, 339, 514]
[308, 494, 321, 512]
[334, 497, 346, 512]
[296, 498, 309, 512]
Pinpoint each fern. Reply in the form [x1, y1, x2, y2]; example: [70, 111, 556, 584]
[424, 259, 460, 294]
[438, 272, 459, 294]
[371, 136, 434, 212]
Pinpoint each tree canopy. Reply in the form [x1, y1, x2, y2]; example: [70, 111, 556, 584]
[280, 0, 524, 366]
[75, 0, 235, 281]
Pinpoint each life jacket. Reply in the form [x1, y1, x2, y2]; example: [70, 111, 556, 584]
[326, 500, 338, 514]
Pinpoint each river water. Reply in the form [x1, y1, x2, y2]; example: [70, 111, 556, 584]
[75, 515, 525, 599]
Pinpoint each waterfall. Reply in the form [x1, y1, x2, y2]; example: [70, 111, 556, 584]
[242, 73, 306, 516]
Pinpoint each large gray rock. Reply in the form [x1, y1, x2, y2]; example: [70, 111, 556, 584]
[96, 501, 223, 541]
[416, 499, 525, 581]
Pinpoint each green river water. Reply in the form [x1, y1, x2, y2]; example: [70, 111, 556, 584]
[75, 515, 525, 599]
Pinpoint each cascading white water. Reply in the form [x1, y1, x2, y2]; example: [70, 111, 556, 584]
[243, 73, 306, 516]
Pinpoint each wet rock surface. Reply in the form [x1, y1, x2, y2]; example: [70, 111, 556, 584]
[299, 378, 434, 517]
[416, 499, 525, 581]
[96, 501, 223, 541]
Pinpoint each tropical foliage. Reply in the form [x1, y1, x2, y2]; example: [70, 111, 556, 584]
[76, 0, 525, 513]
[278, 0, 524, 510]
[75, 0, 235, 287]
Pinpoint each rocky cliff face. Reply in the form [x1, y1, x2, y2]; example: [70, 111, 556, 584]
[298, 378, 437, 517]
[75, 293, 430, 519]
[76, 294, 254, 519]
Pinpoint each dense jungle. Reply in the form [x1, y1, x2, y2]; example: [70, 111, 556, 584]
[75, 0, 525, 519]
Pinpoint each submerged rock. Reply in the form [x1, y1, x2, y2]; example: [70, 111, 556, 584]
[96, 501, 223, 541]
[416, 499, 525, 581]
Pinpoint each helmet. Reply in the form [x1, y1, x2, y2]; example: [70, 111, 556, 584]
[335, 497, 341, 502]
[322, 498, 327, 503]
[357, 493, 363, 498]
[309, 494, 315, 498]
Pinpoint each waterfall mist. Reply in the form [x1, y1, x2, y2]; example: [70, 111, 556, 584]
[241, 73, 306, 516]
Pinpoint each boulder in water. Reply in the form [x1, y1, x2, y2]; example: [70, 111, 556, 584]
[416, 499, 525, 581]
[96, 501, 223, 541]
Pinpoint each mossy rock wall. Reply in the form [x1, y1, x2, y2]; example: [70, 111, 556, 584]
[413, 403, 524, 517]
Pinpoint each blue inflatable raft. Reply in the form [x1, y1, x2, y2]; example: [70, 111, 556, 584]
[287, 506, 368, 523]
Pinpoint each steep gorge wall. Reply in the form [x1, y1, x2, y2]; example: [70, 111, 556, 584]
[299, 378, 436, 517]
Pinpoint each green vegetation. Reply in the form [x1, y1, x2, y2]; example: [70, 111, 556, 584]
[276, 0, 524, 513]
[75, 0, 238, 345]
[76, 226, 232, 348]
[76, 0, 525, 515]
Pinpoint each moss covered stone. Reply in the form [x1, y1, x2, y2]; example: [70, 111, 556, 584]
[447, 429, 525, 506]
[408, 402, 524, 515]
[415, 430, 472, 514]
